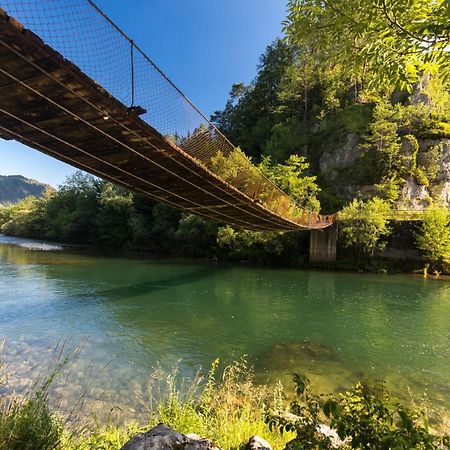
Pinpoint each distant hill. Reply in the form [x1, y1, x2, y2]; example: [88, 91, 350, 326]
[0, 175, 48, 204]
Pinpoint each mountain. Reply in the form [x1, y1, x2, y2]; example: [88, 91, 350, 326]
[0, 175, 48, 204]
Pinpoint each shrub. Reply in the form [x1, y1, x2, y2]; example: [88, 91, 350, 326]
[415, 208, 450, 270]
[339, 197, 392, 256]
[268, 375, 448, 450]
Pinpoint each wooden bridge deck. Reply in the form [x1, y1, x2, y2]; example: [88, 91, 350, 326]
[0, 9, 334, 231]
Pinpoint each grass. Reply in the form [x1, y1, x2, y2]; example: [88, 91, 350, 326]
[152, 359, 292, 450]
[0, 351, 447, 450]
[0, 392, 62, 450]
[0, 355, 293, 450]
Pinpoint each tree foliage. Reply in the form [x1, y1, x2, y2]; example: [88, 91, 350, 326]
[258, 155, 320, 211]
[284, 0, 450, 91]
[212, 40, 295, 158]
[415, 208, 450, 268]
[0, 172, 312, 266]
[339, 198, 392, 255]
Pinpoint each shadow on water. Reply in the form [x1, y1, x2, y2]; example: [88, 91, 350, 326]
[96, 266, 222, 301]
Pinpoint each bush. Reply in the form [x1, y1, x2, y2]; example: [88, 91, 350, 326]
[415, 208, 450, 270]
[1, 351, 448, 450]
[339, 197, 392, 256]
[268, 375, 449, 450]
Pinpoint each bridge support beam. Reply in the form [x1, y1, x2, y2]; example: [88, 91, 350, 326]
[309, 222, 338, 263]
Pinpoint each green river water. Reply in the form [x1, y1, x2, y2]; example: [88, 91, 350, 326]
[0, 235, 449, 427]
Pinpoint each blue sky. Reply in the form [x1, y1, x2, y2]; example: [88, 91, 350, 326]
[0, 0, 286, 186]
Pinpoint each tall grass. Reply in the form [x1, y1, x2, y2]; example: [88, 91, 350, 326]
[0, 350, 292, 450]
[149, 358, 292, 450]
[0, 349, 447, 450]
[0, 391, 62, 450]
[0, 342, 75, 450]
[64, 358, 292, 450]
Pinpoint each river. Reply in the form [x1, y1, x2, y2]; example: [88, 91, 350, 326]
[0, 234, 448, 427]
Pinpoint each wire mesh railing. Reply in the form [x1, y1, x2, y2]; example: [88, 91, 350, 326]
[0, 0, 335, 228]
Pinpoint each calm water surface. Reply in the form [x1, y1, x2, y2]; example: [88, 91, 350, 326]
[0, 235, 449, 423]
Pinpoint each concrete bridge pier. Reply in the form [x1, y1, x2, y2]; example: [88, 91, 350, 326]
[309, 222, 338, 263]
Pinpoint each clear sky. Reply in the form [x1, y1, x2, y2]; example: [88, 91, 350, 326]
[0, 0, 286, 187]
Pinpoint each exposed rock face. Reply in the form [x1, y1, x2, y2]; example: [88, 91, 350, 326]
[398, 139, 450, 208]
[246, 435, 272, 450]
[319, 133, 360, 179]
[435, 139, 450, 182]
[438, 181, 450, 204]
[317, 424, 346, 449]
[120, 424, 221, 450]
[400, 177, 430, 208]
[410, 73, 432, 107]
[318, 131, 450, 207]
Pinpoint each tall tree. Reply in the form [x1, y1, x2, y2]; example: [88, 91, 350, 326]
[212, 39, 295, 157]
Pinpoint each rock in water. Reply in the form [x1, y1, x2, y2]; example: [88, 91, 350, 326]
[246, 435, 272, 450]
[120, 424, 221, 450]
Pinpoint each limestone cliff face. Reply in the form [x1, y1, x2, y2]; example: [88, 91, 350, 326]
[399, 139, 450, 208]
[319, 133, 361, 178]
[318, 135, 450, 209]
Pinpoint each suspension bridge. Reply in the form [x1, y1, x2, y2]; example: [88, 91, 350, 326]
[0, 1, 337, 232]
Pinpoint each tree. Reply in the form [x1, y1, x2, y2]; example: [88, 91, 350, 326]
[43, 172, 101, 243]
[216, 226, 285, 262]
[0, 196, 43, 237]
[364, 101, 402, 181]
[339, 197, 392, 255]
[415, 208, 450, 268]
[96, 183, 134, 247]
[212, 40, 295, 157]
[175, 213, 219, 257]
[258, 154, 320, 212]
[285, 0, 450, 91]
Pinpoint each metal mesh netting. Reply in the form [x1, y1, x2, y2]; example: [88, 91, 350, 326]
[0, 0, 334, 228]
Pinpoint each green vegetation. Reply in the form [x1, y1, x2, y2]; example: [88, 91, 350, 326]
[339, 198, 392, 257]
[269, 374, 448, 450]
[284, 0, 450, 91]
[259, 155, 320, 212]
[0, 170, 314, 266]
[1, 357, 447, 450]
[2, 1, 450, 269]
[415, 208, 450, 271]
[0, 391, 62, 450]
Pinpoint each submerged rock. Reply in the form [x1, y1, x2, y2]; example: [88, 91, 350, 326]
[120, 424, 221, 450]
[264, 341, 340, 364]
[254, 340, 359, 396]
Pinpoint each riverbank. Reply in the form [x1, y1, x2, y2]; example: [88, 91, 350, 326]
[1, 357, 448, 450]
[0, 230, 441, 277]
[2, 174, 448, 275]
